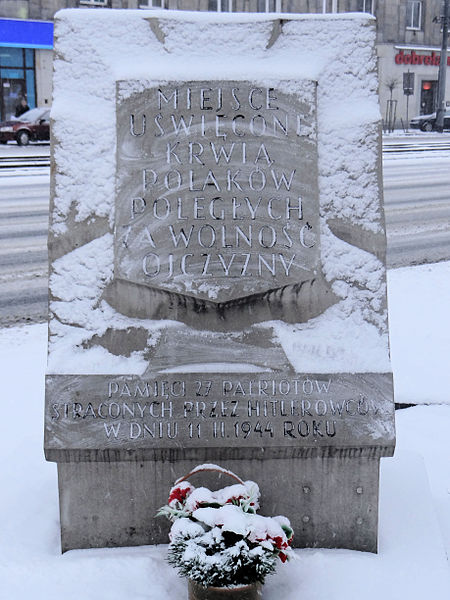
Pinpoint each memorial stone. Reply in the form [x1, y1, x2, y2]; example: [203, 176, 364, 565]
[45, 9, 395, 553]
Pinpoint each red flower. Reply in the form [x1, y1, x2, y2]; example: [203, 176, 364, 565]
[168, 484, 192, 506]
[226, 495, 245, 505]
[272, 536, 288, 550]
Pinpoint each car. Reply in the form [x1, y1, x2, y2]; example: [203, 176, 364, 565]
[0, 107, 50, 145]
[410, 110, 450, 132]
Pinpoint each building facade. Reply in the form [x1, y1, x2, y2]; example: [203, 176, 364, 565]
[0, 0, 448, 125]
[0, 16, 53, 119]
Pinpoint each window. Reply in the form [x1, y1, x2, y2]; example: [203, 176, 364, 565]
[320, 0, 339, 13]
[406, 1, 422, 30]
[257, 0, 280, 11]
[357, 0, 374, 13]
[208, 0, 234, 10]
[221, 0, 234, 10]
[208, 0, 281, 11]
[79, 0, 108, 5]
[139, 0, 167, 7]
[0, 47, 36, 120]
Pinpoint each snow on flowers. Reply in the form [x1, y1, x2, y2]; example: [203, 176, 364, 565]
[157, 464, 294, 587]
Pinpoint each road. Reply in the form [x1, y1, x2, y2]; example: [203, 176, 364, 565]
[0, 140, 449, 325]
[383, 150, 450, 268]
[0, 168, 49, 325]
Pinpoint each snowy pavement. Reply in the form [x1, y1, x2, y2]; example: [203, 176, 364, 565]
[0, 262, 449, 598]
[0, 142, 50, 157]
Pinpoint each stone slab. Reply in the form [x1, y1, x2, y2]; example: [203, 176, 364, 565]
[104, 79, 334, 330]
[45, 373, 395, 462]
[57, 456, 381, 553]
[114, 81, 320, 303]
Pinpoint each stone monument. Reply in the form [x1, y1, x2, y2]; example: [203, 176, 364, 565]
[45, 9, 395, 553]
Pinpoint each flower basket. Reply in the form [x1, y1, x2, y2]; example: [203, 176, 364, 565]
[158, 463, 294, 599]
[188, 579, 262, 600]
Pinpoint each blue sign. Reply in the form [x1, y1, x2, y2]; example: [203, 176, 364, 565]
[0, 18, 54, 50]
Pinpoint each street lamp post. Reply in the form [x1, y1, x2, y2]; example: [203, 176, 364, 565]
[436, 0, 450, 132]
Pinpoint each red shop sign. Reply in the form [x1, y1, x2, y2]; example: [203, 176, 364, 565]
[395, 50, 450, 66]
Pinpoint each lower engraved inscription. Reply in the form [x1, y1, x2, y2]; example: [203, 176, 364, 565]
[45, 374, 395, 453]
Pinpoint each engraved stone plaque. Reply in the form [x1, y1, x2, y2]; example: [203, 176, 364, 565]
[115, 81, 319, 303]
[45, 373, 395, 462]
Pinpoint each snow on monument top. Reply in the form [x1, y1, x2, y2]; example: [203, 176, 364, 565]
[48, 9, 390, 376]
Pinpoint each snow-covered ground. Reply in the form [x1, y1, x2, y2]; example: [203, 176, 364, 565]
[388, 262, 450, 405]
[0, 262, 449, 599]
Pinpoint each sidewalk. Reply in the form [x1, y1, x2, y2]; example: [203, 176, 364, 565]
[0, 141, 50, 158]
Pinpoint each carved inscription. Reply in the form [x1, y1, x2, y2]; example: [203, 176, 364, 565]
[45, 374, 395, 455]
[115, 81, 319, 302]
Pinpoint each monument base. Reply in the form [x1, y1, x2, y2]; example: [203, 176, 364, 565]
[57, 456, 382, 553]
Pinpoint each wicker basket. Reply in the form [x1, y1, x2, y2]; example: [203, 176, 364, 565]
[188, 579, 263, 600]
